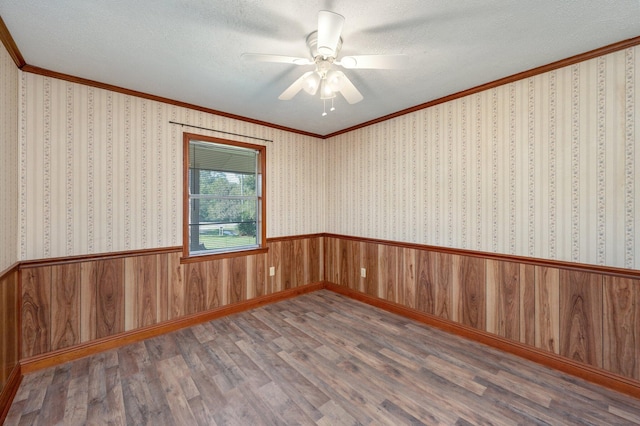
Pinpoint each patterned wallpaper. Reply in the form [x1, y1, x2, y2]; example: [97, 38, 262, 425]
[326, 46, 639, 270]
[12, 44, 640, 269]
[19, 75, 326, 260]
[0, 42, 19, 272]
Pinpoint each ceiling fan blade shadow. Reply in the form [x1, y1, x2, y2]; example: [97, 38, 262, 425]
[183, 3, 306, 40]
[242, 53, 312, 65]
[279, 71, 315, 100]
[336, 72, 363, 104]
[359, 16, 435, 35]
[339, 54, 408, 69]
[359, 4, 495, 36]
[317, 10, 345, 56]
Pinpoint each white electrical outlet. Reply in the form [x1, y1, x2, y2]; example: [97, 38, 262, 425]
[360, 267, 366, 278]
[269, 266, 275, 276]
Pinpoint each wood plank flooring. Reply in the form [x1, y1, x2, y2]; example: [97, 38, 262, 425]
[6, 290, 640, 425]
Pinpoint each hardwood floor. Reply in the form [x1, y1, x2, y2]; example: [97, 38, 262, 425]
[5, 290, 640, 425]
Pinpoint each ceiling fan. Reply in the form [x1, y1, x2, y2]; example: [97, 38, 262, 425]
[242, 10, 407, 114]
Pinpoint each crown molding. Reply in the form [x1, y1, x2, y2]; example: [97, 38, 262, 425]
[0, 15, 25, 68]
[20, 64, 324, 139]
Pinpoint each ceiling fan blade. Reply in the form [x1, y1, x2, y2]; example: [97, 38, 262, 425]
[278, 71, 315, 100]
[241, 53, 312, 65]
[317, 10, 344, 57]
[335, 72, 363, 104]
[338, 54, 409, 69]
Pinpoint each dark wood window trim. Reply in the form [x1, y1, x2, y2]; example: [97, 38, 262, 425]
[182, 132, 267, 263]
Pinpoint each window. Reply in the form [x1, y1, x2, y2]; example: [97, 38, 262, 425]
[183, 133, 266, 259]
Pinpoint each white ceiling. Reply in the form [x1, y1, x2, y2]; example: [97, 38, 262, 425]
[1, 0, 639, 136]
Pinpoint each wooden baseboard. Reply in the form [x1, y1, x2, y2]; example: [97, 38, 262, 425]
[0, 364, 22, 423]
[325, 283, 640, 399]
[21, 282, 325, 374]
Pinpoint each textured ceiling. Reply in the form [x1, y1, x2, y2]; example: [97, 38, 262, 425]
[1, 0, 639, 136]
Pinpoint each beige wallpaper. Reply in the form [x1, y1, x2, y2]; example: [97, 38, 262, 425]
[19, 74, 326, 260]
[326, 46, 640, 270]
[0, 42, 19, 272]
[14, 44, 640, 270]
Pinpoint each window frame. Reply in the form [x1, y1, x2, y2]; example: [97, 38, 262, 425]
[182, 132, 267, 262]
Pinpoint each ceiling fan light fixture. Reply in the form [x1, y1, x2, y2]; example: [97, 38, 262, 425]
[320, 78, 336, 100]
[302, 72, 321, 95]
[325, 69, 345, 91]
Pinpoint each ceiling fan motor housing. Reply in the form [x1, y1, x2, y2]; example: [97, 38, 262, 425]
[306, 31, 342, 60]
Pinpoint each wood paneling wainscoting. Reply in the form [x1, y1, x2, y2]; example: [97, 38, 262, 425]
[5, 232, 640, 419]
[18, 235, 323, 363]
[323, 234, 640, 394]
[0, 264, 20, 423]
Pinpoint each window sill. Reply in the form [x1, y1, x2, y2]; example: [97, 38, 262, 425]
[180, 247, 269, 264]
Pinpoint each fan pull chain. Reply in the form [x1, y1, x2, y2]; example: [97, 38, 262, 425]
[322, 98, 337, 116]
